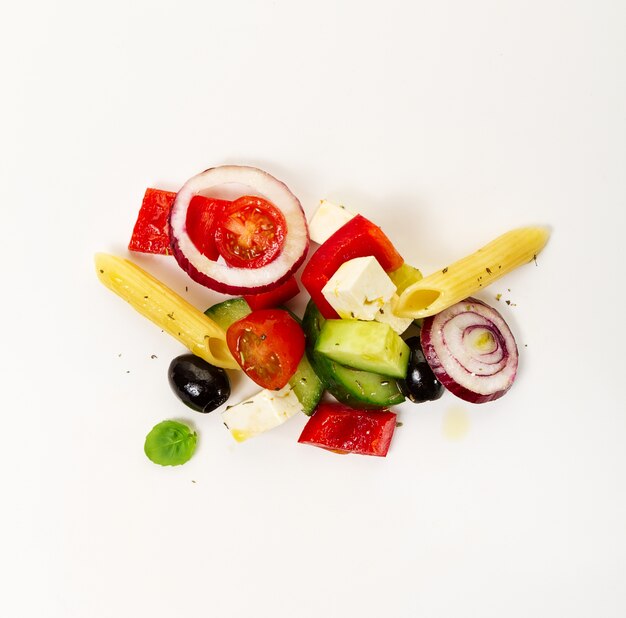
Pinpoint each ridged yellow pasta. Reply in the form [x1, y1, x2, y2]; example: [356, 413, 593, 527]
[95, 253, 239, 370]
[395, 227, 550, 319]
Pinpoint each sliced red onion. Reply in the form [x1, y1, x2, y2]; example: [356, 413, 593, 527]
[169, 166, 309, 294]
[421, 298, 518, 403]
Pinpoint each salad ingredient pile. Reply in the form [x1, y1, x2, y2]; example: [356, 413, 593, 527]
[96, 164, 550, 461]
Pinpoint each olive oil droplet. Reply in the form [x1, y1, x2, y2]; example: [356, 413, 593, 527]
[443, 406, 470, 440]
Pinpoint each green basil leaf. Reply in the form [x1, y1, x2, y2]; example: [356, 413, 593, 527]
[144, 420, 197, 466]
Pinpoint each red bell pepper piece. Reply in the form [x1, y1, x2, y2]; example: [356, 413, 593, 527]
[298, 402, 397, 457]
[243, 275, 300, 310]
[128, 188, 176, 255]
[300, 215, 404, 319]
[128, 188, 229, 259]
[185, 194, 230, 261]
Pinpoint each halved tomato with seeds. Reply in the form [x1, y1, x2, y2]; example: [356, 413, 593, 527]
[226, 309, 305, 390]
[215, 196, 287, 269]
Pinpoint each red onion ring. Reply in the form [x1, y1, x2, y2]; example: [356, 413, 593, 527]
[421, 298, 518, 403]
[169, 166, 309, 294]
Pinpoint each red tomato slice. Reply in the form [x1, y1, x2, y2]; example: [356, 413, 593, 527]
[215, 196, 287, 269]
[226, 309, 305, 390]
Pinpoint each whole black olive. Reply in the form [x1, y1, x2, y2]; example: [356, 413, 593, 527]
[399, 337, 444, 403]
[168, 354, 231, 413]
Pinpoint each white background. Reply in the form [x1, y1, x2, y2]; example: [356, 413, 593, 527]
[2, 1, 626, 616]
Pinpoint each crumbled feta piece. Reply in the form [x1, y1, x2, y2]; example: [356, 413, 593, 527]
[322, 256, 397, 320]
[222, 385, 303, 442]
[308, 199, 356, 245]
[375, 294, 414, 334]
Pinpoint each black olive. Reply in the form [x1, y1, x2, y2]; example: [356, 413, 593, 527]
[399, 337, 444, 403]
[168, 354, 230, 413]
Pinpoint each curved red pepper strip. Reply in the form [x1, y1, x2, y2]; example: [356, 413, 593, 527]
[300, 215, 404, 319]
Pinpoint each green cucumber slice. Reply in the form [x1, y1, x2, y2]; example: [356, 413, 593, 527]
[302, 300, 405, 409]
[288, 354, 324, 415]
[315, 319, 410, 379]
[204, 297, 252, 331]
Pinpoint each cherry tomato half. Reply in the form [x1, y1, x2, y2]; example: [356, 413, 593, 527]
[226, 309, 305, 390]
[214, 196, 287, 269]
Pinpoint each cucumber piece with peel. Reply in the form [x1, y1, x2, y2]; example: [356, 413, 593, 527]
[288, 354, 324, 415]
[315, 319, 410, 379]
[302, 301, 405, 408]
[204, 297, 251, 330]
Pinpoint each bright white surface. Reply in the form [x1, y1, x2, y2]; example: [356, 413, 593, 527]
[2, 1, 626, 617]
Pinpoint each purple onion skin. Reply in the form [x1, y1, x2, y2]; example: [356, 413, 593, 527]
[421, 298, 518, 404]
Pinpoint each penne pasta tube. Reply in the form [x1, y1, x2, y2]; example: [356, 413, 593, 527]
[394, 226, 550, 319]
[95, 253, 239, 370]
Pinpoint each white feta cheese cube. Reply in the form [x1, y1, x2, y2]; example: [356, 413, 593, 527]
[222, 385, 303, 442]
[308, 199, 356, 245]
[375, 294, 414, 334]
[322, 256, 397, 320]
